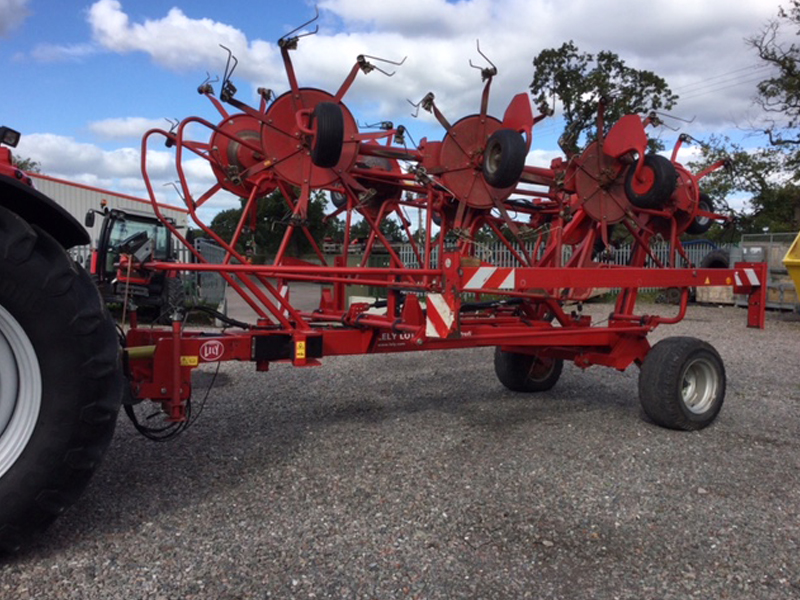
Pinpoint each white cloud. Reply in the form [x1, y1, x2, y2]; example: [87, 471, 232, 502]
[87, 0, 283, 86]
[0, 0, 30, 37]
[89, 117, 171, 140]
[29, 42, 97, 62]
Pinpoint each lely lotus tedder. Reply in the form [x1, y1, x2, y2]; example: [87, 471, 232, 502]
[0, 17, 769, 549]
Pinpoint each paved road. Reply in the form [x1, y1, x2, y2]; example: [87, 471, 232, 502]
[2, 304, 800, 599]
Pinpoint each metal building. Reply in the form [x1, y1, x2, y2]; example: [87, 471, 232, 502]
[31, 173, 189, 264]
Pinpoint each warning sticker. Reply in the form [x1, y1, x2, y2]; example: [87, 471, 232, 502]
[295, 341, 306, 360]
[180, 356, 199, 367]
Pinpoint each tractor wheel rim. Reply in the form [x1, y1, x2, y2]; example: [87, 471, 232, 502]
[0, 304, 41, 479]
[681, 357, 717, 414]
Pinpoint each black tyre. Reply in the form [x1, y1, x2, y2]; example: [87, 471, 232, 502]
[494, 347, 563, 392]
[699, 248, 729, 270]
[0, 206, 123, 552]
[686, 193, 714, 235]
[156, 275, 185, 325]
[624, 154, 677, 210]
[310, 102, 344, 169]
[638, 337, 725, 430]
[483, 129, 527, 188]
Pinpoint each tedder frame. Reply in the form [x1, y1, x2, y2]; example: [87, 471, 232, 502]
[116, 14, 766, 435]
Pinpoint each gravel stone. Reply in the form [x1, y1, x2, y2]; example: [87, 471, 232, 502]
[1, 303, 799, 599]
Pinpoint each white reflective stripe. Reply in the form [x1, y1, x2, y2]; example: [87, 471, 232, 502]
[426, 293, 454, 338]
[465, 267, 495, 289]
[734, 273, 743, 287]
[745, 268, 760, 285]
[498, 269, 515, 290]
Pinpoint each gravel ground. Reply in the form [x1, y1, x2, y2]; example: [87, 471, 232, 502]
[2, 303, 800, 599]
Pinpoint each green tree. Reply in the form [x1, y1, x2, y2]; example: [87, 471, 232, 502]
[530, 41, 678, 155]
[208, 189, 340, 259]
[11, 156, 41, 173]
[748, 0, 800, 166]
[686, 4, 800, 234]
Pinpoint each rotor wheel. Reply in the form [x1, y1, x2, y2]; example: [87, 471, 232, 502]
[310, 102, 345, 169]
[686, 193, 714, 235]
[624, 154, 677, 210]
[483, 129, 527, 189]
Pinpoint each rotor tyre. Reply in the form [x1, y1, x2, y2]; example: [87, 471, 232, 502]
[638, 337, 725, 431]
[494, 348, 563, 392]
[310, 102, 344, 169]
[0, 206, 123, 552]
[482, 129, 527, 188]
[624, 154, 677, 209]
[686, 193, 714, 235]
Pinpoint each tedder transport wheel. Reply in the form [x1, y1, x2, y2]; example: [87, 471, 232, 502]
[638, 337, 725, 430]
[494, 348, 564, 392]
[0, 206, 123, 552]
[310, 102, 344, 168]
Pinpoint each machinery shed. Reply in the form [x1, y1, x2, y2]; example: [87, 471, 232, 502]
[30, 173, 188, 263]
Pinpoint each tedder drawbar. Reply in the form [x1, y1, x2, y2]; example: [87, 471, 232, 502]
[121, 22, 766, 438]
[0, 14, 772, 551]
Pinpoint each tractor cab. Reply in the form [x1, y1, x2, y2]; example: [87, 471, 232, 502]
[86, 207, 184, 319]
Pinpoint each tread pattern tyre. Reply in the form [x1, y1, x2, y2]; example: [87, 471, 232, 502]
[310, 102, 344, 169]
[624, 154, 677, 209]
[638, 336, 725, 430]
[699, 248, 729, 270]
[494, 348, 563, 392]
[686, 193, 714, 235]
[483, 129, 527, 188]
[0, 206, 123, 552]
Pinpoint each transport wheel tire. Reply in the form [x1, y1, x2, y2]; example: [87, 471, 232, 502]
[624, 154, 677, 210]
[0, 206, 123, 553]
[638, 337, 725, 430]
[494, 348, 563, 392]
[310, 102, 344, 168]
[686, 193, 714, 235]
[482, 129, 527, 188]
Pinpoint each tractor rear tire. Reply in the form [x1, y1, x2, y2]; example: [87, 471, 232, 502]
[0, 206, 123, 552]
[638, 337, 725, 430]
[624, 154, 677, 210]
[483, 129, 527, 188]
[310, 102, 344, 169]
[494, 348, 563, 392]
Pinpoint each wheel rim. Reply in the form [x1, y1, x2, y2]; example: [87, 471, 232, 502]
[0, 304, 41, 479]
[527, 357, 555, 382]
[681, 357, 718, 414]
[694, 201, 711, 228]
[484, 142, 502, 178]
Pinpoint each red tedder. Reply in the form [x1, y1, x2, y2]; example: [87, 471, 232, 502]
[123, 16, 766, 433]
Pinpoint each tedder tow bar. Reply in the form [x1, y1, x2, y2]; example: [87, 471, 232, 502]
[119, 16, 766, 435]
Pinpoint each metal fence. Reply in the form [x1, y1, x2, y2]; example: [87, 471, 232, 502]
[398, 241, 738, 293]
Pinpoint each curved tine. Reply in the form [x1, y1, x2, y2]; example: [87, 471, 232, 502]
[469, 39, 497, 80]
[278, 6, 320, 45]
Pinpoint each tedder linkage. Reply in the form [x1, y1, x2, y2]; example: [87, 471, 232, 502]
[120, 18, 767, 435]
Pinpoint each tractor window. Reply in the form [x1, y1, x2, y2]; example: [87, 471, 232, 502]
[109, 218, 171, 260]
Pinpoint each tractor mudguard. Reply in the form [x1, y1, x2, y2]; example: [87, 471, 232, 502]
[0, 173, 89, 249]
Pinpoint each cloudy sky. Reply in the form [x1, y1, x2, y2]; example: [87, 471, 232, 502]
[0, 0, 782, 219]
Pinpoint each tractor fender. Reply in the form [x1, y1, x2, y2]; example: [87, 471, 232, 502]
[0, 173, 89, 249]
